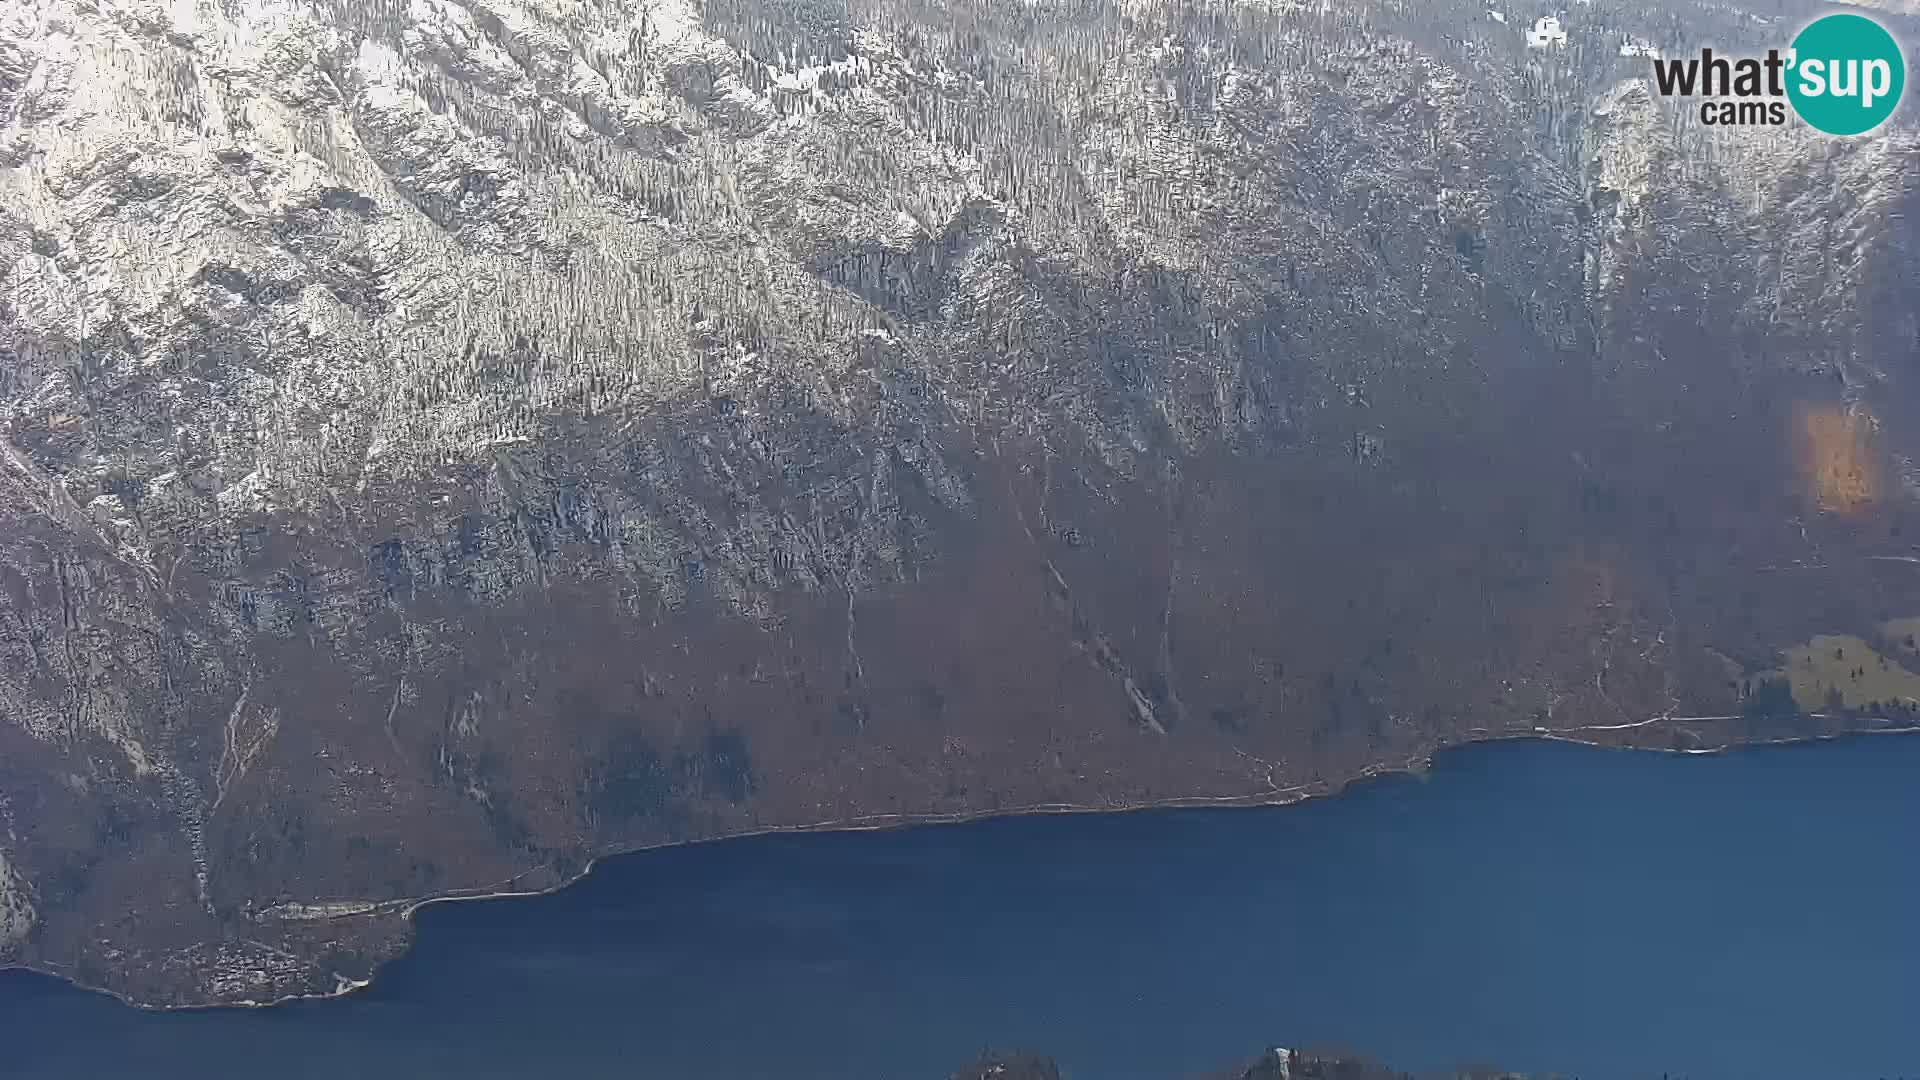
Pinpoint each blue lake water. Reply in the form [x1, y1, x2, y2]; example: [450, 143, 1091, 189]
[3, 737, 1916, 1079]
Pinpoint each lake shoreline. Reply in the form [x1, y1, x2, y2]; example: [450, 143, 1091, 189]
[8, 716, 1918, 1015]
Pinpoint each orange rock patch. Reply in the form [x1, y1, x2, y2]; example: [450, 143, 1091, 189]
[1797, 405, 1882, 515]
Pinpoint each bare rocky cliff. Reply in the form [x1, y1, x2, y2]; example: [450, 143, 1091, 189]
[1, 0, 1918, 1005]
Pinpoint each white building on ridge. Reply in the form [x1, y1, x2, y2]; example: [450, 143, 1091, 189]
[1526, 15, 1569, 49]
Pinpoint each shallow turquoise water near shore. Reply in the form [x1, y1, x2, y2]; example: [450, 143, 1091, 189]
[3, 736, 1916, 1079]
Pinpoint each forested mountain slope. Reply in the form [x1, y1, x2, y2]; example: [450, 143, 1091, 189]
[1, 0, 1917, 1004]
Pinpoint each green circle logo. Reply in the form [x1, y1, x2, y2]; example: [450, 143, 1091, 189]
[1786, 13, 1906, 136]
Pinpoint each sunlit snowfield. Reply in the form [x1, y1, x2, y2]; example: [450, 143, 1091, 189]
[5, 736, 1917, 1080]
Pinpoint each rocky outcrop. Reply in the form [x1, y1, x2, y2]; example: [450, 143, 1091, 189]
[958, 1047, 1545, 1080]
[0, 847, 33, 953]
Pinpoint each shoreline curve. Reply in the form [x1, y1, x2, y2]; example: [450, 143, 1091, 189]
[6, 718, 1917, 1013]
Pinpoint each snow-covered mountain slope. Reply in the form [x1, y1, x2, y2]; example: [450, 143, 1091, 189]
[1, 0, 1918, 1004]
